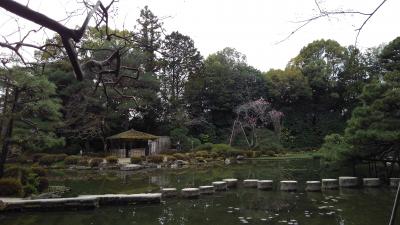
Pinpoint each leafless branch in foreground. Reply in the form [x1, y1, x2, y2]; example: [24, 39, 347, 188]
[0, 0, 120, 81]
[276, 0, 388, 46]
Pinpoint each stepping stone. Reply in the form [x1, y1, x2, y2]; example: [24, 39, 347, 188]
[306, 181, 321, 192]
[181, 188, 200, 198]
[243, 179, 258, 188]
[257, 180, 273, 190]
[280, 180, 297, 191]
[212, 181, 228, 191]
[223, 178, 238, 188]
[322, 179, 338, 189]
[363, 178, 380, 187]
[199, 185, 215, 194]
[338, 176, 358, 188]
[161, 188, 177, 197]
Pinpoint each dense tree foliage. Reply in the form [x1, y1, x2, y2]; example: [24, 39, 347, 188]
[0, 69, 64, 176]
[184, 47, 267, 141]
[1, 5, 399, 168]
[319, 36, 400, 168]
[160, 31, 203, 125]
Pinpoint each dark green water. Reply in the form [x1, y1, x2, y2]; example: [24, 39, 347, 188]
[0, 159, 398, 225]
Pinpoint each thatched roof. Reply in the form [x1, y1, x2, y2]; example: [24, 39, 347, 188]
[106, 129, 158, 141]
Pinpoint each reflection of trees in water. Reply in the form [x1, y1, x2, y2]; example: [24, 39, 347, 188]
[239, 190, 295, 213]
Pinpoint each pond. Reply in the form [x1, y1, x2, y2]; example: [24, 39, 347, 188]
[0, 159, 397, 225]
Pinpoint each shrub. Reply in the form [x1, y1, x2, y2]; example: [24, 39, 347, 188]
[89, 158, 104, 167]
[190, 138, 202, 150]
[252, 151, 262, 158]
[32, 153, 47, 163]
[159, 150, 178, 155]
[77, 158, 89, 166]
[195, 150, 209, 158]
[65, 155, 80, 165]
[106, 156, 118, 165]
[4, 166, 29, 178]
[0, 178, 23, 197]
[196, 157, 206, 162]
[166, 155, 176, 162]
[194, 142, 213, 151]
[130, 156, 142, 164]
[38, 154, 66, 166]
[37, 177, 49, 192]
[147, 155, 163, 164]
[23, 184, 37, 196]
[173, 153, 188, 160]
[265, 150, 275, 156]
[54, 153, 68, 161]
[38, 156, 55, 166]
[211, 144, 233, 156]
[243, 151, 253, 158]
[319, 133, 351, 162]
[15, 155, 29, 163]
[209, 152, 218, 159]
[225, 149, 247, 157]
[4, 166, 30, 184]
[86, 152, 106, 158]
[185, 152, 195, 160]
[243, 151, 263, 158]
[31, 166, 47, 177]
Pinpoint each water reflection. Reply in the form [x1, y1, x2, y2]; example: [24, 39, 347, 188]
[1, 159, 398, 225]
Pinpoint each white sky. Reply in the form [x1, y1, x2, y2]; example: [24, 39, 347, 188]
[1, 0, 399, 71]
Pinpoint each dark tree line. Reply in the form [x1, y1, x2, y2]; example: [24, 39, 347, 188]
[1, 2, 399, 178]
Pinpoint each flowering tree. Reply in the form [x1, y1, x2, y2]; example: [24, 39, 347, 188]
[229, 98, 283, 147]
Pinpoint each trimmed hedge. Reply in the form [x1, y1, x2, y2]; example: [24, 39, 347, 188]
[89, 158, 104, 167]
[31, 166, 47, 177]
[159, 150, 178, 155]
[23, 184, 37, 196]
[77, 158, 89, 166]
[4, 166, 31, 185]
[65, 155, 80, 165]
[173, 153, 189, 160]
[32, 153, 47, 163]
[194, 142, 213, 151]
[147, 155, 163, 164]
[195, 151, 209, 158]
[166, 155, 176, 162]
[38, 154, 67, 166]
[130, 156, 142, 164]
[0, 178, 23, 197]
[106, 156, 118, 165]
[1, 165, 50, 197]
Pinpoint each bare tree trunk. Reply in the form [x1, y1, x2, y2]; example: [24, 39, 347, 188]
[0, 89, 19, 178]
[0, 84, 10, 129]
[100, 118, 108, 153]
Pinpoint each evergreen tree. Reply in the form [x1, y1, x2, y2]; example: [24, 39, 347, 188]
[134, 6, 163, 73]
[159, 31, 203, 124]
[0, 69, 64, 177]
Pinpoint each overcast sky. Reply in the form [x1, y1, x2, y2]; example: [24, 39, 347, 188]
[1, 0, 399, 71]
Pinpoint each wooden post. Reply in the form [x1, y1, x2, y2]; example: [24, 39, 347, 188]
[239, 121, 251, 147]
[229, 120, 237, 146]
[389, 181, 400, 225]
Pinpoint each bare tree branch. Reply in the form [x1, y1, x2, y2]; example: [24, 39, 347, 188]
[0, 0, 110, 80]
[276, 0, 388, 45]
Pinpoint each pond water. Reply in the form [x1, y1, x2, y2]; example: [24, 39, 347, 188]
[0, 159, 397, 225]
